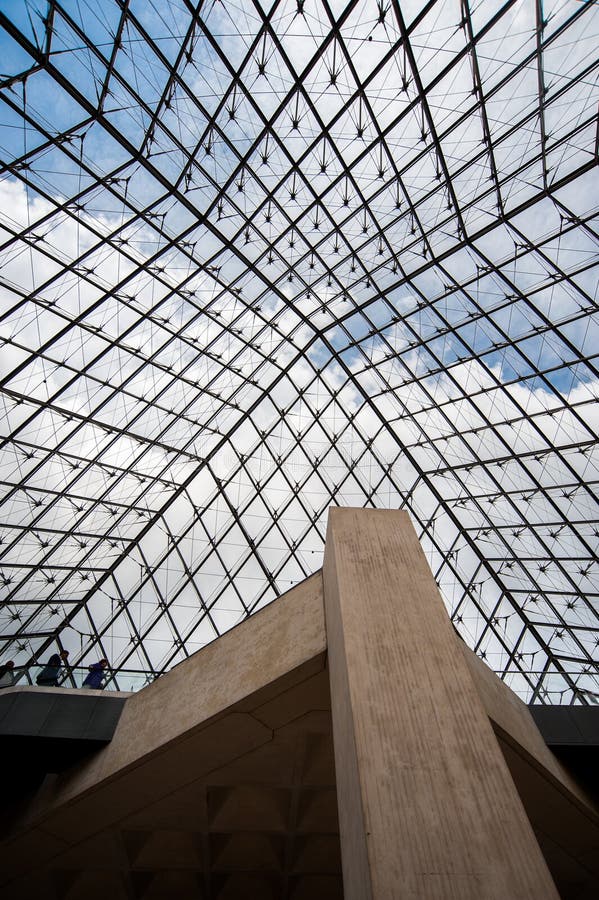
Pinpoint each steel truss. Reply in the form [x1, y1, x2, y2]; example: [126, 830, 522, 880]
[0, 0, 597, 702]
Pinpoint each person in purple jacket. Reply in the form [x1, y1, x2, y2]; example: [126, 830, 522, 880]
[82, 658, 108, 690]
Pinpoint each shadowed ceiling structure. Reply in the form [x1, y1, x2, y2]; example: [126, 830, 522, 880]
[0, 0, 597, 703]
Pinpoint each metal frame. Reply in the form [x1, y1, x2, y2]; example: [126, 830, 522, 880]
[0, 0, 597, 703]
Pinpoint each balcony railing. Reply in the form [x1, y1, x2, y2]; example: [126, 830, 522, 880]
[2, 664, 156, 693]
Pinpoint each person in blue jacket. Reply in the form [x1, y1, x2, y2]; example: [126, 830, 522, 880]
[82, 658, 109, 690]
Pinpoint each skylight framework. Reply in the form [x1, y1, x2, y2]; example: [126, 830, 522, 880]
[0, 0, 597, 702]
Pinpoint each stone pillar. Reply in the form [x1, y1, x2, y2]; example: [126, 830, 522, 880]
[323, 508, 559, 900]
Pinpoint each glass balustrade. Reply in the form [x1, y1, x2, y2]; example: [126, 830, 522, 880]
[1, 665, 156, 693]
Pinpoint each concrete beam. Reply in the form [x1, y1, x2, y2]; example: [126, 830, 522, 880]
[461, 647, 599, 894]
[0, 573, 326, 884]
[323, 507, 560, 900]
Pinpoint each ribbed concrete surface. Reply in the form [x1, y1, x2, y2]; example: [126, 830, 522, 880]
[323, 507, 560, 900]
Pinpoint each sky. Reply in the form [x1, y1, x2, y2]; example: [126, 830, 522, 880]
[0, 0, 597, 703]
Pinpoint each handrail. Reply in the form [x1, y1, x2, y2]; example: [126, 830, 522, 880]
[2, 664, 158, 693]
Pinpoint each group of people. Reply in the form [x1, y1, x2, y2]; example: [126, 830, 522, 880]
[0, 651, 109, 690]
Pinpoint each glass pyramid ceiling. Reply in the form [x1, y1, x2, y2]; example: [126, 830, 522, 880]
[0, 0, 597, 702]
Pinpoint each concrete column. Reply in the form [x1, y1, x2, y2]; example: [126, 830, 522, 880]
[323, 508, 559, 900]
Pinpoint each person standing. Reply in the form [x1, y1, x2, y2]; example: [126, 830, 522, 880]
[36, 650, 70, 686]
[81, 658, 108, 690]
[0, 660, 15, 688]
